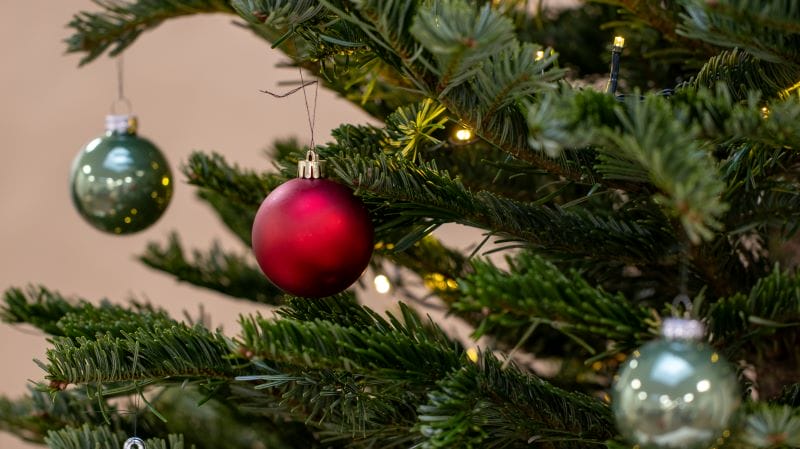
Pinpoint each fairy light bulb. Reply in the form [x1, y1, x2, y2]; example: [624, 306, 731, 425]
[466, 347, 479, 363]
[454, 126, 473, 142]
[374, 274, 391, 294]
[614, 36, 625, 49]
[535, 50, 545, 61]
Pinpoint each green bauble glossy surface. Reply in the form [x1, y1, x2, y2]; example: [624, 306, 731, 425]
[70, 129, 173, 234]
[612, 340, 740, 449]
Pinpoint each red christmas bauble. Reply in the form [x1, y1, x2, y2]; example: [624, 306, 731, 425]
[251, 178, 374, 297]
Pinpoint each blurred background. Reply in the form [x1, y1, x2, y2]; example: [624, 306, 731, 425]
[0, 2, 574, 448]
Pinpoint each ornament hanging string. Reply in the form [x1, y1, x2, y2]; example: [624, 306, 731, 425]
[260, 67, 319, 149]
[111, 55, 133, 115]
[671, 249, 693, 318]
[122, 342, 146, 449]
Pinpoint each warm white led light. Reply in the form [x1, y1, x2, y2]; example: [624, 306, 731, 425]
[455, 128, 473, 141]
[374, 274, 391, 294]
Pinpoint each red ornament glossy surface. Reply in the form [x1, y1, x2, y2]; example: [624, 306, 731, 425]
[251, 178, 374, 297]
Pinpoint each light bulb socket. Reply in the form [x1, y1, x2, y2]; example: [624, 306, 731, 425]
[105, 114, 137, 135]
[661, 317, 705, 341]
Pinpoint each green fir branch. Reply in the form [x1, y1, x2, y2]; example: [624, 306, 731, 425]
[139, 233, 284, 305]
[66, 0, 234, 65]
[679, 0, 800, 67]
[2, 286, 173, 339]
[183, 152, 285, 208]
[384, 99, 449, 161]
[527, 87, 730, 243]
[237, 302, 462, 381]
[0, 389, 115, 444]
[230, 0, 324, 28]
[330, 153, 676, 263]
[45, 424, 184, 449]
[456, 252, 656, 357]
[45, 322, 242, 388]
[683, 48, 800, 100]
[410, 0, 517, 94]
[417, 354, 613, 449]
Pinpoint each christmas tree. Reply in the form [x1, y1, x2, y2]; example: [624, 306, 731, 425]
[2, 0, 800, 448]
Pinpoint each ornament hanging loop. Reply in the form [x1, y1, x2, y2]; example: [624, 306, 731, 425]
[298, 150, 326, 179]
[109, 55, 133, 116]
[123, 437, 146, 449]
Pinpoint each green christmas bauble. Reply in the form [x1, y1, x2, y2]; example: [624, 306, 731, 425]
[612, 319, 740, 449]
[70, 115, 173, 234]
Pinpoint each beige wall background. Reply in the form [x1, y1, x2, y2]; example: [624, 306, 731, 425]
[0, 2, 575, 448]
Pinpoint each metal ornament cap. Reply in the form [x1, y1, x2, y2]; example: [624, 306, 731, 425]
[105, 114, 138, 134]
[298, 150, 327, 179]
[124, 437, 146, 449]
[661, 318, 705, 341]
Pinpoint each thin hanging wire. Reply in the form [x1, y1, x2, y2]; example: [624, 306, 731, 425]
[259, 68, 319, 149]
[111, 55, 132, 115]
[122, 342, 145, 449]
[672, 251, 693, 317]
[298, 67, 319, 149]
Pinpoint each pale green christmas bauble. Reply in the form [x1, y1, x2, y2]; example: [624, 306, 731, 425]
[612, 326, 740, 449]
[70, 115, 173, 235]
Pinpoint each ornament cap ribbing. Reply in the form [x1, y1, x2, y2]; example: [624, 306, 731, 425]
[298, 150, 326, 179]
[661, 317, 705, 340]
[105, 114, 137, 134]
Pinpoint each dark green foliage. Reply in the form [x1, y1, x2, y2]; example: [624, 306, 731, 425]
[683, 48, 800, 100]
[45, 424, 184, 449]
[679, 0, 800, 66]
[45, 318, 242, 387]
[331, 152, 676, 260]
[457, 252, 655, 358]
[66, 0, 234, 65]
[140, 233, 284, 305]
[417, 355, 613, 449]
[2, 286, 173, 339]
[238, 302, 463, 380]
[0, 389, 115, 444]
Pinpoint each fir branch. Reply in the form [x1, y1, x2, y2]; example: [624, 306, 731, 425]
[230, 0, 324, 28]
[678, 0, 800, 67]
[45, 323, 242, 388]
[2, 286, 84, 335]
[45, 424, 184, 449]
[417, 355, 613, 448]
[740, 404, 800, 448]
[0, 389, 114, 444]
[197, 190, 256, 246]
[330, 153, 676, 263]
[236, 368, 420, 444]
[142, 387, 326, 449]
[66, 0, 234, 65]
[683, 48, 800, 100]
[183, 152, 285, 208]
[527, 88, 729, 244]
[410, 0, 517, 94]
[705, 266, 800, 398]
[2, 286, 173, 339]
[276, 294, 381, 330]
[237, 302, 463, 382]
[706, 266, 800, 349]
[139, 233, 284, 305]
[456, 252, 655, 357]
[383, 99, 449, 161]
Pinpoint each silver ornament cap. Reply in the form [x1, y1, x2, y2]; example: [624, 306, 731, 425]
[298, 150, 326, 179]
[105, 114, 138, 134]
[661, 317, 705, 341]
